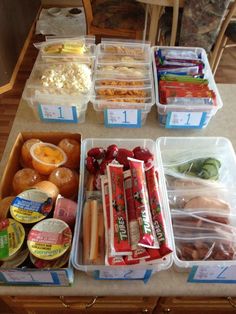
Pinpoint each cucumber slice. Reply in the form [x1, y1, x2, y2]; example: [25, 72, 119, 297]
[177, 162, 192, 173]
[203, 158, 221, 169]
[191, 159, 205, 173]
[198, 164, 219, 179]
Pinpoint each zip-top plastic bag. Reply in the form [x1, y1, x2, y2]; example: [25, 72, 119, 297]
[34, 36, 96, 59]
[172, 209, 236, 261]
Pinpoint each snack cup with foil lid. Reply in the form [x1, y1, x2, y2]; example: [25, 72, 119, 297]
[1, 248, 29, 268]
[53, 195, 77, 229]
[0, 218, 25, 261]
[27, 218, 72, 260]
[30, 142, 67, 175]
[30, 249, 70, 269]
[10, 189, 53, 224]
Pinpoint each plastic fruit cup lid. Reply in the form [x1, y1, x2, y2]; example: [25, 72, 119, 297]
[30, 142, 67, 167]
[10, 189, 53, 224]
[27, 218, 72, 260]
[0, 219, 25, 261]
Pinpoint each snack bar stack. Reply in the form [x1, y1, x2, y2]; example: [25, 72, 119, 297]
[92, 39, 155, 126]
[152, 46, 223, 129]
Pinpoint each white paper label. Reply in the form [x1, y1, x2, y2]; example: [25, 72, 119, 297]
[105, 109, 141, 127]
[188, 265, 236, 283]
[2, 271, 54, 283]
[166, 111, 206, 128]
[39, 104, 77, 122]
[98, 269, 147, 279]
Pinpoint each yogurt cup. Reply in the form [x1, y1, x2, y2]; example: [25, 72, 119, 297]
[0, 248, 29, 268]
[10, 189, 53, 224]
[30, 249, 70, 269]
[30, 142, 67, 175]
[53, 195, 77, 228]
[27, 218, 72, 260]
[0, 219, 25, 261]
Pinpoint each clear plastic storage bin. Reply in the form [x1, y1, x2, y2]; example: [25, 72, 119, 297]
[72, 138, 173, 281]
[92, 39, 155, 127]
[23, 83, 88, 123]
[23, 59, 93, 123]
[152, 47, 223, 129]
[156, 137, 236, 271]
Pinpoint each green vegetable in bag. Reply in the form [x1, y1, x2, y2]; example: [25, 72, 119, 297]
[177, 157, 221, 180]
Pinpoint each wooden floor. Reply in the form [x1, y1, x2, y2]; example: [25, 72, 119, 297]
[0, 35, 235, 161]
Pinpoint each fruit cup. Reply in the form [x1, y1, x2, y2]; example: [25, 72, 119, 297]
[30, 142, 67, 175]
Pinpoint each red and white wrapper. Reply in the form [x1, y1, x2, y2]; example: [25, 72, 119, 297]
[107, 164, 131, 256]
[145, 167, 172, 258]
[123, 170, 149, 263]
[101, 176, 126, 266]
[128, 158, 158, 249]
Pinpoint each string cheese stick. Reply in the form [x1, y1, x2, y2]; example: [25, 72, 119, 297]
[86, 174, 94, 192]
[89, 200, 98, 262]
[83, 201, 91, 264]
[95, 210, 105, 265]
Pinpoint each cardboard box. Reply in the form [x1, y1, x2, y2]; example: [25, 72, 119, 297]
[0, 132, 81, 286]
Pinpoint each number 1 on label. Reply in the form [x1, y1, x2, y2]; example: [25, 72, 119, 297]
[186, 113, 191, 125]
[58, 107, 63, 119]
[122, 110, 129, 124]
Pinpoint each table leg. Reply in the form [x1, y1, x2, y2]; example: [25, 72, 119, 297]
[143, 4, 149, 41]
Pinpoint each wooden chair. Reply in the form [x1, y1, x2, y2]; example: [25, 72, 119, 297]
[210, 0, 236, 75]
[82, 0, 145, 41]
[137, 0, 185, 45]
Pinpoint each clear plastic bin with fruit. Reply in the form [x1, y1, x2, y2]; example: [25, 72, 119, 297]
[72, 138, 173, 280]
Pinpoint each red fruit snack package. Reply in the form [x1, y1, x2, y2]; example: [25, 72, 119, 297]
[107, 164, 131, 255]
[101, 176, 126, 266]
[128, 158, 157, 248]
[123, 170, 149, 261]
[145, 167, 172, 258]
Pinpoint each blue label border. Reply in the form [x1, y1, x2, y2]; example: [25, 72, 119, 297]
[38, 105, 78, 123]
[93, 270, 152, 284]
[0, 269, 72, 286]
[165, 111, 207, 129]
[188, 266, 236, 284]
[104, 109, 142, 128]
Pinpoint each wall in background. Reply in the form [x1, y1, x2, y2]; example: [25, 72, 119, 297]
[0, 0, 41, 88]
